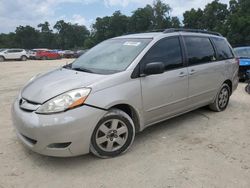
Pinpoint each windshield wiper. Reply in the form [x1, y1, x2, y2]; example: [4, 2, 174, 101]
[72, 67, 93, 73]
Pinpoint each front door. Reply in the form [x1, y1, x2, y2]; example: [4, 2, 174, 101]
[5, 49, 19, 59]
[140, 36, 189, 126]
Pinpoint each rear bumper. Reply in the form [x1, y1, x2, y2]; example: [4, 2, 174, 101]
[11, 97, 106, 157]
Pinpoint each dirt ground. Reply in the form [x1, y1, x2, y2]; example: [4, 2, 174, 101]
[0, 59, 250, 188]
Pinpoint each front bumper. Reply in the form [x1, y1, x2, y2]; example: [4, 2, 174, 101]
[11, 98, 106, 157]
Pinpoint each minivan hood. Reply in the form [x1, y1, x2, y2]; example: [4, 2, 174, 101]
[21, 68, 105, 103]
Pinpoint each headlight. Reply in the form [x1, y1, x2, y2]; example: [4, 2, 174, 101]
[36, 88, 91, 114]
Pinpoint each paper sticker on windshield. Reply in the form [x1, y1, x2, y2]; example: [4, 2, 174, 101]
[123, 41, 141, 46]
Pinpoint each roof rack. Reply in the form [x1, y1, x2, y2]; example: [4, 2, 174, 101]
[163, 28, 222, 36]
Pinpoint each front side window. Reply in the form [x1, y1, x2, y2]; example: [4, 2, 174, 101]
[7, 50, 15, 53]
[184, 36, 216, 66]
[211, 37, 234, 60]
[141, 37, 183, 70]
[71, 38, 151, 74]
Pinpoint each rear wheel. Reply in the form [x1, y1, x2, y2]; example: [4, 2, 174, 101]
[209, 83, 230, 112]
[90, 109, 135, 158]
[0, 56, 4, 62]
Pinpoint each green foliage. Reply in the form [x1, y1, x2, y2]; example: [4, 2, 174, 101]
[54, 20, 90, 49]
[92, 11, 129, 43]
[183, 8, 204, 29]
[153, 0, 172, 29]
[226, 0, 250, 46]
[15, 25, 39, 49]
[183, 0, 250, 47]
[128, 5, 154, 33]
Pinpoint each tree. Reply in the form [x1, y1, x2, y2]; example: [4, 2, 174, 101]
[0, 33, 17, 48]
[128, 5, 154, 33]
[183, 8, 204, 29]
[153, 0, 172, 29]
[15, 26, 39, 49]
[202, 0, 229, 34]
[92, 11, 128, 43]
[54, 20, 89, 49]
[37, 21, 55, 48]
[183, 0, 229, 34]
[226, 0, 250, 46]
[170, 17, 181, 28]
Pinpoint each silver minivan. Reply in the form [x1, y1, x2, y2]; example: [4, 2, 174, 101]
[12, 29, 239, 158]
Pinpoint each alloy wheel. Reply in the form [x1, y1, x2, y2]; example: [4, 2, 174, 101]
[218, 87, 229, 109]
[95, 119, 128, 152]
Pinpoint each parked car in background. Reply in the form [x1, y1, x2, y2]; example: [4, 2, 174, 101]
[0, 49, 29, 62]
[63, 50, 75, 58]
[12, 29, 238, 158]
[29, 49, 49, 59]
[35, 50, 61, 60]
[234, 47, 250, 81]
[75, 50, 88, 58]
[57, 50, 65, 57]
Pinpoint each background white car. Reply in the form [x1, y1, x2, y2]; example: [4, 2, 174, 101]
[0, 49, 29, 62]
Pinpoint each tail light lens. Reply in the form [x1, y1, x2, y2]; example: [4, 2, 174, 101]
[236, 58, 240, 66]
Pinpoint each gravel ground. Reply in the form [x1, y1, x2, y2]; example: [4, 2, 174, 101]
[0, 59, 250, 188]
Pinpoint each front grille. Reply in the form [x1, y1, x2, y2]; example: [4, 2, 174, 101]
[19, 98, 40, 112]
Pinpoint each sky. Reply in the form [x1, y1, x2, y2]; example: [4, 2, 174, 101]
[0, 0, 230, 33]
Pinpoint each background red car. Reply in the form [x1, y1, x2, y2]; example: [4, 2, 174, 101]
[35, 50, 61, 60]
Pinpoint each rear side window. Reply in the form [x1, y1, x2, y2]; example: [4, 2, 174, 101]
[211, 37, 234, 60]
[184, 36, 216, 66]
[142, 37, 183, 71]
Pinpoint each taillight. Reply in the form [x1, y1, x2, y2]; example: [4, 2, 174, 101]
[236, 58, 240, 66]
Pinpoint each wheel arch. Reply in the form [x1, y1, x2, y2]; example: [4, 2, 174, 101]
[223, 79, 232, 95]
[109, 103, 141, 133]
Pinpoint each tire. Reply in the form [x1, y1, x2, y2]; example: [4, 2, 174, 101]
[90, 109, 135, 158]
[246, 83, 250, 94]
[21, 56, 27, 61]
[0, 56, 4, 62]
[209, 83, 230, 112]
[239, 78, 246, 83]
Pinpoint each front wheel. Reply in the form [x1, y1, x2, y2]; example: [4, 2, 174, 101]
[209, 83, 230, 112]
[90, 109, 135, 158]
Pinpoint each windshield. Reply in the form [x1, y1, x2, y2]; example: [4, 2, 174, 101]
[71, 38, 152, 74]
[234, 47, 250, 58]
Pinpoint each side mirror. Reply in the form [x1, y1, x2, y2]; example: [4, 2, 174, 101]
[144, 62, 165, 75]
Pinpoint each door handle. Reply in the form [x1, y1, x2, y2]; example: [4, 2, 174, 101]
[178, 72, 187, 77]
[189, 69, 197, 75]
